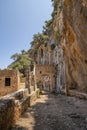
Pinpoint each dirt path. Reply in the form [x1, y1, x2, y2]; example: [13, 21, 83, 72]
[10, 92, 87, 130]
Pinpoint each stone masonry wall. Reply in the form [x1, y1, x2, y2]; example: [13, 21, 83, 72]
[0, 88, 37, 130]
[0, 70, 20, 96]
[34, 64, 56, 92]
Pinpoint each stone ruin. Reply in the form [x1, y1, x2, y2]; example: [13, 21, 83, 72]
[0, 69, 38, 130]
[29, 43, 65, 94]
[0, 69, 20, 96]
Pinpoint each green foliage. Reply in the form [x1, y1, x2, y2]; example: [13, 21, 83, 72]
[43, 19, 53, 34]
[11, 53, 19, 61]
[52, 0, 60, 9]
[30, 33, 48, 47]
[51, 10, 57, 18]
[8, 50, 30, 71]
[51, 0, 61, 19]
[54, 27, 60, 42]
[36, 89, 40, 98]
[34, 49, 38, 54]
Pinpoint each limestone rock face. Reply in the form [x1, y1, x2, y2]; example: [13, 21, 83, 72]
[62, 0, 87, 91]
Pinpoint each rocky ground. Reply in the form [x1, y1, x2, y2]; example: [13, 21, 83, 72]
[10, 92, 87, 130]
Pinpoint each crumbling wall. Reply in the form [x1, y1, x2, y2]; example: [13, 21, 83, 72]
[19, 77, 25, 89]
[34, 64, 56, 92]
[0, 88, 37, 130]
[0, 70, 20, 96]
[0, 98, 15, 130]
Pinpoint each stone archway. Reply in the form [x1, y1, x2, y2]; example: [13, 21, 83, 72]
[35, 64, 56, 92]
[42, 75, 51, 92]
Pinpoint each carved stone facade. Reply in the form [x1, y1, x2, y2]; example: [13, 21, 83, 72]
[34, 64, 55, 92]
[28, 42, 65, 93]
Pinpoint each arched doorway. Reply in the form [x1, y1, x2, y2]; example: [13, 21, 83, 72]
[41, 75, 51, 92]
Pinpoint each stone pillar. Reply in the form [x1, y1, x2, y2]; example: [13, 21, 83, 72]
[33, 63, 37, 91]
[34, 76, 37, 91]
[55, 64, 62, 93]
[49, 50, 51, 64]
[25, 67, 31, 94]
[50, 75, 54, 92]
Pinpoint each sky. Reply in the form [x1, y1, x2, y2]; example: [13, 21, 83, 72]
[0, 0, 53, 69]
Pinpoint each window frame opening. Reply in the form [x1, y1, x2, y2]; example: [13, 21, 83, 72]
[5, 78, 11, 87]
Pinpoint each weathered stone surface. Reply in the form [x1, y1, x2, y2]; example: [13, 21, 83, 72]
[0, 98, 15, 130]
[62, 0, 87, 92]
[35, 64, 56, 92]
[0, 70, 20, 96]
[26, 0, 87, 94]
[0, 89, 37, 130]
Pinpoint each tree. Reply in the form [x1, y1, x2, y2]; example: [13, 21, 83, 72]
[11, 53, 19, 61]
[8, 50, 31, 76]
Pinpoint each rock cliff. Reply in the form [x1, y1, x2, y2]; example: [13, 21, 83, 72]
[29, 0, 87, 93]
[62, 0, 87, 91]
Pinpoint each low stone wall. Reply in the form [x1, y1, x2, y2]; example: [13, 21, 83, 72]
[0, 88, 37, 130]
[0, 97, 15, 130]
[20, 91, 37, 114]
[29, 91, 37, 106]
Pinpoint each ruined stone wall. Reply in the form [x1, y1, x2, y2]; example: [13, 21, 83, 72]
[35, 37, 65, 92]
[0, 97, 15, 130]
[35, 64, 55, 77]
[34, 64, 56, 92]
[19, 78, 25, 89]
[0, 70, 20, 96]
[0, 88, 37, 130]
